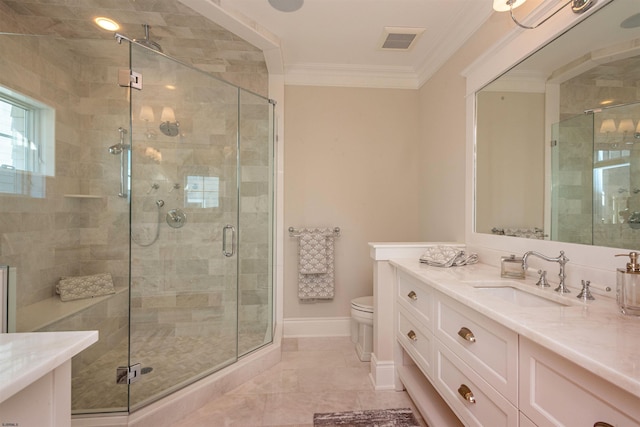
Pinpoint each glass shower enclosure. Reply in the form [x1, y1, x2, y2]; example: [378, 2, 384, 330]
[551, 101, 640, 249]
[0, 33, 274, 414]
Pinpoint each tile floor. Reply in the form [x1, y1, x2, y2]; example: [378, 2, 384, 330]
[178, 337, 428, 426]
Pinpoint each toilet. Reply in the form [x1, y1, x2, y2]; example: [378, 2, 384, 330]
[350, 296, 374, 362]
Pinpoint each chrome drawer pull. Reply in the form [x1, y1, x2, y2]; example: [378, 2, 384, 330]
[457, 327, 476, 343]
[594, 423, 614, 427]
[407, 330, 417, 341]
[407, 290, 418, 300]
[457, 384, 476, 404]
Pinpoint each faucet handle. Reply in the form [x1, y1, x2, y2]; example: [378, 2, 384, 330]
[577, 280, 595, 301]
[536, 270, 550, 287]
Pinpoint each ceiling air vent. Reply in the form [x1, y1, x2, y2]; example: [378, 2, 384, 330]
[379, 27, 425, 50]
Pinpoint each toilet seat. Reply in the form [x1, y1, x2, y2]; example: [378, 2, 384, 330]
[351, 296, 373, 313]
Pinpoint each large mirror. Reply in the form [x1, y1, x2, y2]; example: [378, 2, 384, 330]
[476, 0, 640, 249]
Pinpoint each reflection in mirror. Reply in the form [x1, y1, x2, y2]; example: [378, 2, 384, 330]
[475, 0, 640, 249]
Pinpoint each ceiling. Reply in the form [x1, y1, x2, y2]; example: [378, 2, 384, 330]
[218, 0, 495, 88]
[0, 0, 495, 90]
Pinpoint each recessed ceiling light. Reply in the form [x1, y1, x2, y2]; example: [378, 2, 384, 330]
[94, 17, 120, 31]
[268, 0, 303, 13]
[621, 12, 640, 29]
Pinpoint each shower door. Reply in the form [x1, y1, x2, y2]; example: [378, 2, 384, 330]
[128, 44, 241, 408]
[550, 113, 594, 245]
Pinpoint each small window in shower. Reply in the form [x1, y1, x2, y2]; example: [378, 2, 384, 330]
[0, 87, 54, 198]
[185, 175, 220, 208]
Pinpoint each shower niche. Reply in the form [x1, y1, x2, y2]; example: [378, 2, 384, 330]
[0, 32, 274, 415]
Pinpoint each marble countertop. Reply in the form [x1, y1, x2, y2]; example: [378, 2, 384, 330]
[0, 331, 98, 403]
[389, 258, 640, 399]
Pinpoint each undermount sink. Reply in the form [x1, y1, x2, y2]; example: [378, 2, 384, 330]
[474, 285, 570, 308]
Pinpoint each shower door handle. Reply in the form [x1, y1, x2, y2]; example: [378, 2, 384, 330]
[222, 225, 236, 257]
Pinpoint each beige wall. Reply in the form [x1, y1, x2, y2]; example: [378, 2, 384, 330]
[283, 86, 421, 318]
[417, 13, 518, 242]
[476, 91, 545, 233]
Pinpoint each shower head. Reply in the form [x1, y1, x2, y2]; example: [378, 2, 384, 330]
[133, 24, 163, 53]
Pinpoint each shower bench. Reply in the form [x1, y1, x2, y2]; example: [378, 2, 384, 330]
[15, 287, 127, 332]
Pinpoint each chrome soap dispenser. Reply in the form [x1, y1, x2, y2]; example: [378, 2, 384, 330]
[616, 252, 640, 316]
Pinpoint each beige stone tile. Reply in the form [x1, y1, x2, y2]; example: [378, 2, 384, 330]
[281, 338, 298, 352]
[182, 393, 267, 427]
[261, 391, 361, 426]
[280, 350, 348, 370]
[230, 364, 300, 395]
[297, 366, 373, 393]
[296, 336, 354, 352]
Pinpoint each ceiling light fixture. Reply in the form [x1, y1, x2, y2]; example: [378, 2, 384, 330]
[493, 0, 595, 30]
[94, 17, 120, 31]
[268, 0, 303, 13]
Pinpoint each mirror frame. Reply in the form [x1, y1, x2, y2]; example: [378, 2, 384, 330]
[463, 0, 625, 290]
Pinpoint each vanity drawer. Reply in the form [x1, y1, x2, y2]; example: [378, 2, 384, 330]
[397, 271, 433, 329]
[434, 292, 518, 404]
[519, 338, 640, 427]
[397, 307, 434, 378]
[434, 340, 518, 427]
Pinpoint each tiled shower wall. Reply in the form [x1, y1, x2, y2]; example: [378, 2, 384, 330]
[0, 35, 130, 310]
[556, 56, 640, 247]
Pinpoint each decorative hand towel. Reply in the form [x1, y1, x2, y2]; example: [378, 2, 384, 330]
[297, 228, 335, 301]
[299, 232, 328, 274]
[57, 273, 116, 302]
[419, 246, 478, 267]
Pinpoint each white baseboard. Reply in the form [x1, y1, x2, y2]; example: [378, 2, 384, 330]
[369, 353, 396, 390]
[283, 316, 351, 337]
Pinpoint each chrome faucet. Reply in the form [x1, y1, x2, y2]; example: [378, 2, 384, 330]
[522, 250, 570, 294]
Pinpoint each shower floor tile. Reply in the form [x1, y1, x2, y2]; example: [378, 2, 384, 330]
[71, 329, 267, 412]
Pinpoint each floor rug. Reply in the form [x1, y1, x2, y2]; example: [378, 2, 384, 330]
[313, 408, 420, 427]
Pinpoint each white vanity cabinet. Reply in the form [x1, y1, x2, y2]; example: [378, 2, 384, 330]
[433, 293, 518, 426]
[519, 338, 640, 427]
[395, 270, 518, 426]
[391, 261, 640, 427]
[434, 292, 518, 403]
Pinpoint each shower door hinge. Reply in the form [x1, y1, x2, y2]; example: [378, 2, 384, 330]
[551, 140, 558, 147]
[118, 69, 143, 90]
[116, 363, 142, 384]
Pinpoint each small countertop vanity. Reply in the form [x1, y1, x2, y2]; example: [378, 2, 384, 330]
[369, 242, 640, 427]
[0, 331, 98, 427]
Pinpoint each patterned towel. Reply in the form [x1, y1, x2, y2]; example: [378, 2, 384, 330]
[297, 228, 335, 301]
[299, 232, 328, 274]
[57, 273, 116, 302]
[419, 246, 478, 267]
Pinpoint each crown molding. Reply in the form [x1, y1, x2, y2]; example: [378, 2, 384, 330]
[416, 1, 494, 87]
[284, 63, 421, 89]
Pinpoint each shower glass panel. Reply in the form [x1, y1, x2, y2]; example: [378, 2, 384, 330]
[551, 103, 640, 249]
[592, 102, 640, 249]
[237, 89, 274, 356]
[1, 32, 274, 416]
[128, 43, 241, 409]
[550, 113, 594, 245]
[0, 34, 131, 413]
